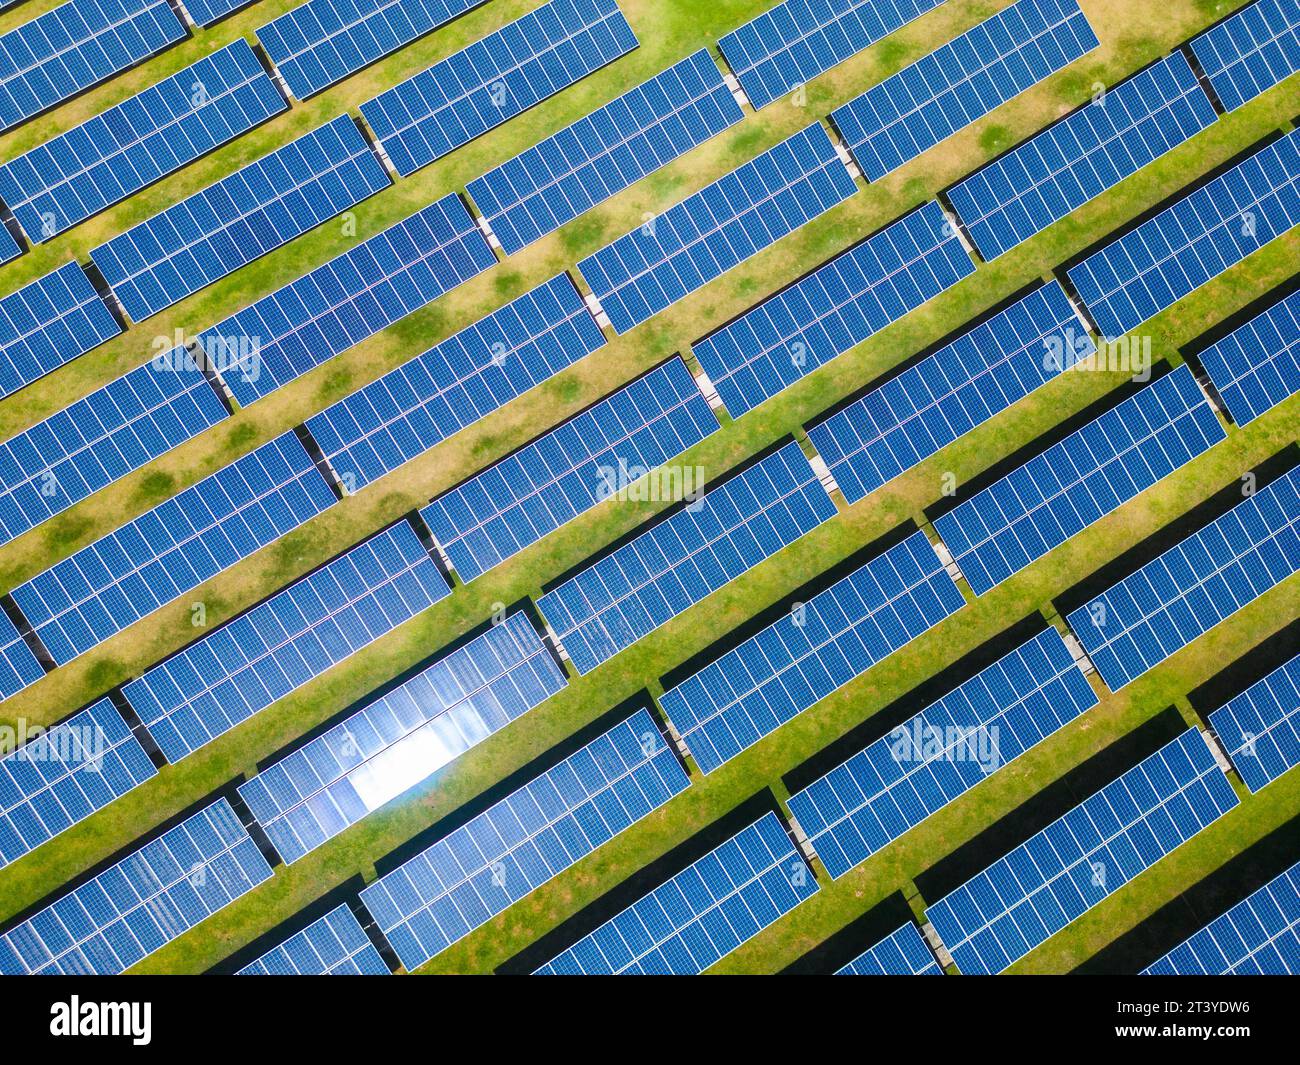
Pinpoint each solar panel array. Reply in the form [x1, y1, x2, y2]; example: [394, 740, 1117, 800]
[1065, 465, 1300, 691]
[1068, 129, 1300, 338]
[786, 628, 1097, 877]
[536, 812, 817, 974]
[466, 49, 744, 255]
[577, 124, 858, 334]
[832, 0, 1098, 181]
[947, 52, 1218, 260]
[90, 115, 391, 322]
[0, 224, 19, 264]
[359, 708, 689, 971]
[693, 200, 975, 417]
[835, 922, 942, 975]
[0, 798, 272, 975]
[420, 357, 718, 583]
[237, 904, 389, 975]
[537, 441, 838, 675]
[662, 530, 965, 775]
[1197, 287, 1300, 426]
[0, 40, 289, 243]
[1209, 653, 1300, 793]
[926, 728, 1240, 975]
[359, 0, 638, 177]
[0, 610, 43, 701]
[1189, 0, 1300, 112]
[934, 366, 1226, 596]
[238, 612, 566, 864]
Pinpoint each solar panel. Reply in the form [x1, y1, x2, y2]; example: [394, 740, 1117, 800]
[303, 274, 605, 493]
[237, 904, 389, 975]
[90, 115, 391, 322]
[926, 728, 1240, 975]
[537, 440, 838, 675]
[934, 366, 1226, 597]
[0, 350, 228, 548]
[807, 282, 1091, 505]
[832, 0, 1098, 181]
[181, 0, 253, 26]
[717, 0, 947, 110]
[947, 52, 1218, 260]
[693, 200, 975, 418]
[238, 612, 566, 864]
[577, 124, 858, 335]
[1197, 287, 1300, 426]
[662, 529, 965, 776]
[0, 224, 19, 264]
[1209, 653, 1300, 793]
[836, 923, 942, 975]
[1065, 465, 1300, 691]
[0, 40, 289, 243]
[785, 628, 1097, 876]
[0, 797, 272, 975]
[419, 357, 719, 584]
[359, 0, 638, 177]
[358, 707, 690, 971]
[0, 609, 43, 701]
[535, 811, 817, 974]
[0, 261, 121, 400]
[9, 432, 337, 667]
[1189, 0, 1300, 112]
[0, 0, 186, 134]
[1067, 129, 1300, 338]
[466, 49, 744, 255]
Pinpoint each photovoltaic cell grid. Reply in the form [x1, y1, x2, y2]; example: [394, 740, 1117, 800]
[1065, 466, 1300, 691]
[927, 728, 1240, 975]
[536, 812, 817, 975]
[238, 612, 567, 864]
[0, 224, 19, 264]
[694, 200, 975, 418]
[467, 49, 744, 255]
[578, 124, 858, 334]
[1209, 653, 1300, 793]
[237, 905, 389, 975]
[359, 708, 690, 971]
[662, 530, 965, 776]
[90, 115, 391, 322]
[832, 0, 1098, 181]
[305, 274, 605, 493]
[807, 282, 1091, 505]
[1068, 129, 1300, 338]
[420, 357, 719, 583]
[786, 628, 1097, 877]
[947, 52, 1218, 260]
[537, 441, 838, 675]
[0, 798, 272, 975]
[359, 0, 638, 177]
[836, 923, 942, 975]
[0, 40, 289, 243]
[0, 610, 43, 701]
[1197, 287, 1300, 426]
[1189, 0, 1300, 112]
[123, 521, 448, 764]
[9, 432, 337, 666]
[934, 365, 1227, 596]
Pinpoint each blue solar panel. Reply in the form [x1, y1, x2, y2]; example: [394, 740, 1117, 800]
[181, 0, 252, 26]
[0, 40, 289, 243]
[238, 611, 566, 863]
[537, 440, 838, 675]
[1190, 0, 1300, 112]
[359, 708, 690, 971]
[926, 728, 1239, 975]
[693, 200, 975, 418]
[1197, 287, 1300, 426]
[9, 432, 337, 667]
[304, 274, 605, 493]
[0, 609, 43, 701]
[237, 905, 389, 975]
[0, 797, 272, 975]
[536, 812, 817, 974]
[578, 124, 858, 335]
[948, 52, 1217, 260]
[786, 628, 1097, 876]
[662, 529, 965, 776]
[466, 49, 744, 255]
[836, 923, 942, 975]
[123, 521, 449, 764]
[1209, 653, 1300, 793]
[1065, 465, 1300, 691]
[90, 115, 391, 322]
[359, 0, 638, 177]
[718, 0, 946, 110]
[934, 366, 1226, 596]
[807, 282, 1091, 505]
[1068, 129, 1300, 338]
[0, 350, 228, 548]
[420, 357, 719, 583]
[0, 261, 120, 400]
[0, 224, 20, 264]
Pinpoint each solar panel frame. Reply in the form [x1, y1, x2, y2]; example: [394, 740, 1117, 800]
[1196, 287, 1300, 426]
[237, 904, 389, 975]
[1189, 0, 1300, 112]
[0, 609, 44, 701]
[1209, 653, 1300, 793]
[836, 923, 942, 975]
